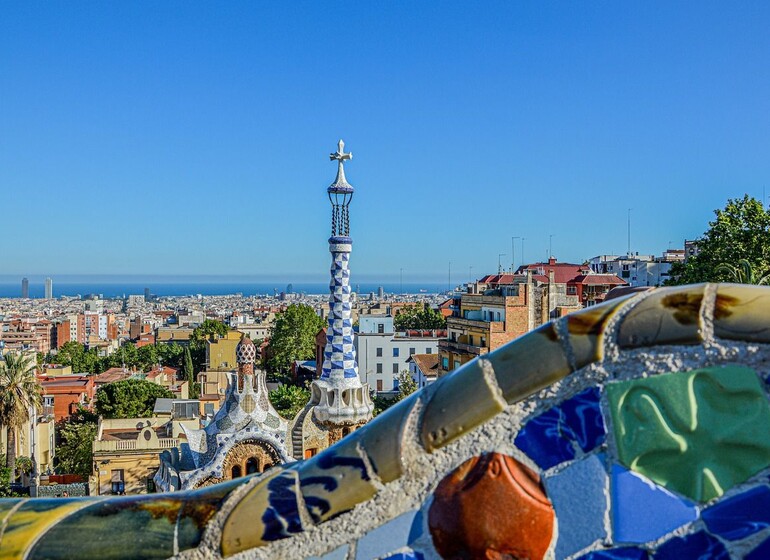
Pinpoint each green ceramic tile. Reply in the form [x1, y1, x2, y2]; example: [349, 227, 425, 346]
[27, 496, 184, 559]
[606, 365, 770, 502]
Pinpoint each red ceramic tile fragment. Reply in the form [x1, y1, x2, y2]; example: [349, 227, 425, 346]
[428, 452, 554, 560]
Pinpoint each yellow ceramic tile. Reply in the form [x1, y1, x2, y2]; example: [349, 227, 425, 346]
[221, 469, 303, 556]
[296, 436, 377, 524]
[358, 393, 418, 482]
[714, 284, 770, 343]
[617, 284, 706, 348]
[421, 358, 507, 452]
[487, 324, 571, 404]
[565, 294, 633, 368]
[1, 499, 86, 558]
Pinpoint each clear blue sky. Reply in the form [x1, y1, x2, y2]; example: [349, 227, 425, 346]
[2, 2, 769, 282]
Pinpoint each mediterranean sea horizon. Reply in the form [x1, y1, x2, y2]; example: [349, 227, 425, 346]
[0, 278, 450, 299]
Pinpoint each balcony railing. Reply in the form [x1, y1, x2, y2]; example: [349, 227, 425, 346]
[439, 339, 488, 356]
[93, 438, 179, 453]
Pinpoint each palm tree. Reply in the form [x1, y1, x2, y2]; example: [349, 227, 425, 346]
[0, 352, 42, 479]
[716, 259, 770, 285]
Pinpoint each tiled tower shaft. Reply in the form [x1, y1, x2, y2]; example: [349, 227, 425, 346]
[321, 237, 357, 381]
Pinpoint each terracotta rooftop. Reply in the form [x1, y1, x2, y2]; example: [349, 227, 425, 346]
[408, 353, 439, 375]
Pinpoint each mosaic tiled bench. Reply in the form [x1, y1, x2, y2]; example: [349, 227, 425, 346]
[3, 283, 770, 559]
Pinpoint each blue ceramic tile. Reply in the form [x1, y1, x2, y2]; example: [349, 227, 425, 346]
[515, 387, 605, 469]
[356, 511, 418, 560]
[577, 547, 649, 560]
[654, 531, 729, 560]
[702, 485, 770, 541]
[381, 551, 423, 560]
[544, 454, 608, 558]
[747, 534, 770, 560]
[560, 386, 605, 451]
[611, 464, 697, 543]
[407, 510, 424, 545]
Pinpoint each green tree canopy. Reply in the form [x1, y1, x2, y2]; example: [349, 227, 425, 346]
[55, 419, 98, 478]
[667, 195, 770, 285]
[94, 378, 174, 419]
[55, 341, 101, 374]
[0, 352, 43, 476]
[394, 303, 447, 331]
[190, 319, 230, 343]
[268, 384, 310, 419]
[266, 304, 325, 374]
[395, 370, 418, 401]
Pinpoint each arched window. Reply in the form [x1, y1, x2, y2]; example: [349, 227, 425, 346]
[231, 465, 242, 479]
[246, 457, 260, 474]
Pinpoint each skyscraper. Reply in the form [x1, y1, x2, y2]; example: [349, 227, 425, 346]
[45, 278, 53, 300]
[21, 278, 29, 299]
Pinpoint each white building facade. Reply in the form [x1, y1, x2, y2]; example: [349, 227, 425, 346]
[355, 316, 443, 393]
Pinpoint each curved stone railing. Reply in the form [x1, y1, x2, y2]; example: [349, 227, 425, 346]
[2, 283, 770, 559]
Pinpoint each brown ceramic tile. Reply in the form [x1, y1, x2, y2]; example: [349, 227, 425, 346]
[713, 284, 770, 343]
[178, 477, 248, 553]
[487, 324, 572, 404]
[421, 358, 507, 452]
[617, 284, 706, 348]
[566, 294, 633, 368]
[428, 452, 554, 559]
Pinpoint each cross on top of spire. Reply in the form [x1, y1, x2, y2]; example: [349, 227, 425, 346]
[328, 139, 354, 193]
[330, 139, 352, 163]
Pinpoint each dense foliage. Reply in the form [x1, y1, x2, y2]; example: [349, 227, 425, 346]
[265, 304, 325, 375]
[55, 407, 99, 478]
[0, 352, 43, 476]
[268, 384, 311, 419]
[667, 195, 770, 285]
[52, 340, 185, 375]
[394, 304, 446, 331]
[94, 378, 174, 418]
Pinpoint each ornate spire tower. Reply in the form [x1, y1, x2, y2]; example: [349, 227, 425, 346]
[310, 140, 373, 427]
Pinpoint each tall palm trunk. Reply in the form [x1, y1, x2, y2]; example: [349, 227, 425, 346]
[6, 427, 16, 479]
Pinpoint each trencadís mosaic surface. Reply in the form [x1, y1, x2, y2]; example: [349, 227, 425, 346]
[2, 283, 770, 559]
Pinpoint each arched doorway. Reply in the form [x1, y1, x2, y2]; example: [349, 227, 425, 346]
[222, 439, 283, 481]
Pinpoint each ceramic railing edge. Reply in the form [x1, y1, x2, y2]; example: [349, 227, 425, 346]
[1, 283, 768, 559]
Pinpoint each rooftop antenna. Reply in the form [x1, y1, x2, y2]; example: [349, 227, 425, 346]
[549, 234, 555, 259]
[498, 253, 506, 274]
[627, 208, 632, 256]
[448, 261, 452, 292]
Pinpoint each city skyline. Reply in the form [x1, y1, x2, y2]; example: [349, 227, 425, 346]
[2, 3, 770, 278]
